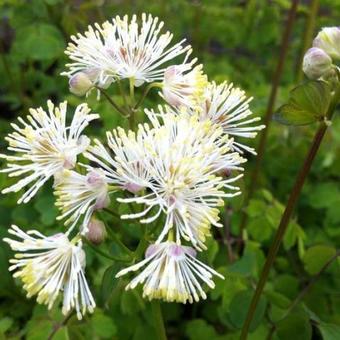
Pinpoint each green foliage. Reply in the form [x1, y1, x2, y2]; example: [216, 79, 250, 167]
[274, 80, 331, 125]
[303, 245, 337, 275]
[228, 291, 267, 331]
[0, 0, 339, 339]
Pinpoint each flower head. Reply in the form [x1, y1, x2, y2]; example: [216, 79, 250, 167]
[313, 27, 340, 60]
[0, 101, 98, 204]
[83, 127, 153, 194]
[3, 225, 95, 319]
[86, 111, 245, 249]
[196, 82, 265, 154]
[161, 61, 207, 108]
[63, 13, 191, 90]
[116, 241, 224, 303]
[55, 169, 110, 233]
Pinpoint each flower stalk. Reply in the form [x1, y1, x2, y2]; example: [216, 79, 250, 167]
[240, 87, 340, 340]
[151, 301, 167, 340]
[97, 87, 129, 118]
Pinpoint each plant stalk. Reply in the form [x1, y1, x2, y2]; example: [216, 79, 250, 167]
[151, 300, 167, 340]
[240, 123, 327, 339]
[240, 86, 339, 339]
[238, 0, 299, 237]
[280, 249, 340, 322]
[134, 82, 161, 110]
[97, 87, 129, 117]
[48, 312, 73, 340]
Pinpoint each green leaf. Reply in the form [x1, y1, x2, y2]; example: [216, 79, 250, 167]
[276, 312, 312, 340]
[26, 317, 53, 340]
[266, 291, 291, 309]
[273, 274, 299, 299]
[303, 245, 337, 275]
[283, 221, 305, 251]
[318, 322, 340, 340]
[200, 237, 219, 264]
[34, 193, 58, 226]
[274, 80, 331, 126]
[12, 24, 65, 61]
[308, 183, 340, 209]
[109, 242, 132, 261]
[120, 290, 145, 315]
[101, 263, 123, 306]
[0, 318, 13, 333]
[53, 327, 69, 340]
[185, 319, 220, 340]
[247, 216, 273, 242]
[91, 311, 117, 338]
[228, 290, 267, 331]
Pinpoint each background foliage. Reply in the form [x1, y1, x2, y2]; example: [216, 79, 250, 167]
[0, 0, 340, 339]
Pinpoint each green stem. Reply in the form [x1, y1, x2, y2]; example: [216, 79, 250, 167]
[151, 301, 167, 340]
[134, 82, 162, 111]
[117, 79, 129, 110]
[128, 78, 136, 129]
[97, 87, 129, 117]
[48, 312, 74, 340]
[240, 88, 340, 339]
[279, 249, 340, 322]
[238, 0, 299, 241]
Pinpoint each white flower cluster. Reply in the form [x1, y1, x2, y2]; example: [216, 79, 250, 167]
[1, 14, 264, 315]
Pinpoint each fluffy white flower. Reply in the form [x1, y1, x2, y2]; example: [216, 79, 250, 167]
[161, 61, 207, 108]
[86, 111, 245, 249]
[116, 241, 224, 303]
[197, 82, 265, 154]
[3, 225, 95, 320]
[0, 101, 98, 204]
[83, 127, 153, 194]
[54, 169, 110, 233]
[63, 13, 191, 89]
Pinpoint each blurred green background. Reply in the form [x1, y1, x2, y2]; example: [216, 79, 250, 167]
[0, 0, 340, 339]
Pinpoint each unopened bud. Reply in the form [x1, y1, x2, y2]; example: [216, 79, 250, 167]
[302, 47, 332, 79]
[313, 27, 340, 60]
[219, 168, 233, 178]
[85, 218, 107, 245]
[69, 72, 93, 96]
[124, 182, 144, 194]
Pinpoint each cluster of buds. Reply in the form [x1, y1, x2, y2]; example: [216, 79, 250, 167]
[303, 27, 340, 82]
[1, 14, 265, 317]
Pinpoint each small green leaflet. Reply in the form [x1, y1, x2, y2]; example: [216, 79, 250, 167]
[274, 80, 331, 126]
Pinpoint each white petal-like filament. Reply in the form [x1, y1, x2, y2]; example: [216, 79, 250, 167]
[0, 101, 99, 203]
[116, 241, 224, 303]
[3, 225, 96, 320]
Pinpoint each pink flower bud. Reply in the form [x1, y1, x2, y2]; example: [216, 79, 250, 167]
[85, 218, 107, 245]
[302, 47, 332, 79]
[69, 72, 93, 96]
[124, 182, 144, 194]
